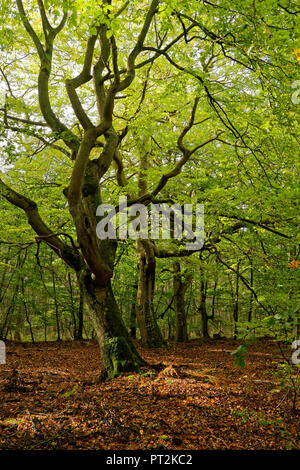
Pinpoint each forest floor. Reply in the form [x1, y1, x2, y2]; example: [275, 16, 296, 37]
[0, 338, 299, 450]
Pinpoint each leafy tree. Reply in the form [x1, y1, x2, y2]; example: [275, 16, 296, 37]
[0, 0, 298, 380]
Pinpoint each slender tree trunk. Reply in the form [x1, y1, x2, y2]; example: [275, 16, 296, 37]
[43, 294, 48, 342]
[168, 313, 173, 341]
[0, 248, 13, 305]
[248, 259, 254, 323]
[50, 253, 61, 341]
[130, 285, 137, 339]
[135, 239, 166, 348]
[21, 278, 35, 343]
[67, 272, 77, 339]
[67, 271, 84, 340]
[199, 265, 210, 338]
[133, 148, 165, 348]
[0, 281, 19, 340]
[13, 304, 25, 342]
[233, 261, 240, 339]
[76, 272, 84, 340]
[173, 261, 192, 343]
[211, 277, 218, 319]
[0, 252, 25, 340]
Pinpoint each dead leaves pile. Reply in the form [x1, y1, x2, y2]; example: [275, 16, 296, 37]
[0, 338, 299, 450]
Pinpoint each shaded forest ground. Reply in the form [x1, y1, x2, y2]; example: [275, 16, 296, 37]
[0, 338, 299, 450]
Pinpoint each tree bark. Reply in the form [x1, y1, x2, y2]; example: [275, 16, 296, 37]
[21, 277, 35, 343]
[83, 273, 145, 381]
[130, 285, 137, 339]
[76, 272, 84, 340]
[0, 281, 19, 340]
[173, 261, 192, 342]
[50, 252, 61, 341]
[233, 261, 240, 339]
[199, 265, 210, 339]
[248, 258, 254, 323]
[136, 239, 166, 348]
[70, 158, 147, 380]
[67, 272, 77, 339]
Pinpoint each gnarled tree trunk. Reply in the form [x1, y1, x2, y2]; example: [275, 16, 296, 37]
[83, 273, 145, 381]
[68, 157, 146, 380]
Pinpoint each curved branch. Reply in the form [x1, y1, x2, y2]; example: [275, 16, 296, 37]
[16, 0, 80, 153]
[152, 99, 221, 197]
[0, 175, 82, 271]
[65, 35, 98, 129]
[16, 0, 45, 59]
[117, 0, 159, 92]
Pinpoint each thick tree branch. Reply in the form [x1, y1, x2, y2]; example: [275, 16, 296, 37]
[0, 175, 82, 271]
[16, 0, 79, 153]
[67, 123, 111, 210]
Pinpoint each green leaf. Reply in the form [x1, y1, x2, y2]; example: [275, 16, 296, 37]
[62, 384, 79, 398]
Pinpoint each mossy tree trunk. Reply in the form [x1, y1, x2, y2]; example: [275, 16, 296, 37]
[83, 274, 145, 381]
[69, 159, 146, 381]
